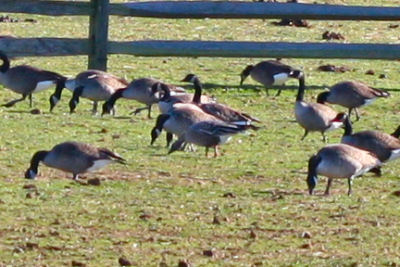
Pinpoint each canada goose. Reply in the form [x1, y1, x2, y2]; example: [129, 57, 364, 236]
[168, 120, 250, 157]
[101, 77, 167, 118]
[60, 70, 129, 114]
[317, 81, 390, 121]
[150, 103, 219, 147]
[331, 113, 400, 164]
[152, 82, 213, 114]
[181, 74, 260, 130]
[295, 73, 342, 142]
[0, 50, 66, 108]
[239, 60, 303, 96]
[25, 141, 126, 180]
[307, 144, 381, 196]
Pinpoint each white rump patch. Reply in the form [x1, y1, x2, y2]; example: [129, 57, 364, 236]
[273, 73, 289, 86]
[65, 79, 76, 91]
[389, 149, 400, 161]
[326, 121, 343, 132]
[87, 159, 113, 172]
[363, 98, 376, 106]
[219, 135, 232, 145]
[33, 80, 56, 93]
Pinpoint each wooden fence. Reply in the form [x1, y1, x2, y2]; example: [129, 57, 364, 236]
[0, 0, 399, 71]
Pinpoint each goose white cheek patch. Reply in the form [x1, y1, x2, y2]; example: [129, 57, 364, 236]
[33, 81, 56, 93]
[28, 170, 37, 179]
[273, 73, 289, 86]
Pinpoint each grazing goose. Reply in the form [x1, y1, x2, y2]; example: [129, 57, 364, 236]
[0, 50, 66, 108]
[295, 73, 342, 142]
[331, 113, 400, 164]
[181, 74, 260, 130]
[101, 77, 171, 118]
[239, 60, 303, 96]
[168, 120, 250, 157]
[150, 103, 219, 147]
[25, 141, 126, 180]
[60, 70, 129, 114]
[317, 81, 390, 121]
[307, 144, 381, 196]
[152, 82, 213, 114]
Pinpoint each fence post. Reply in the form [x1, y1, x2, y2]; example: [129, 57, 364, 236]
[88, 0, 109, 71]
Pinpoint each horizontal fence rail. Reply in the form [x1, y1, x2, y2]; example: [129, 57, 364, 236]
[1, 38, 399, 60]
[2, 1, 400, 20]
[112, 1, 400, 21]
[1, 0, 399, 69]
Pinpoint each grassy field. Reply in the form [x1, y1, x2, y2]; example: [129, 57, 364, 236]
[1, 1, 400, 266]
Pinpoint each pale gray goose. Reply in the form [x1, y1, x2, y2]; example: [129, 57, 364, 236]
[307, 144, 381, 196]
[240, 60, 303, 96]
[295, 74, 342, 142]
[181, 74, 260, 130]
[331, 113, 400, 164]
[168, 120, 250, 157]
[152, 82, 212, 114]
[61, 70, 129, 114]
[25, 141, 126, 180]
[101, 77, 173, 118]
[317, 81, 390, 121]
[150, 103, 219, 147]
[0, 50, 66, 108]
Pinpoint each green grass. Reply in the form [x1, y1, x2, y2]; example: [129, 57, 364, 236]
[1, 1, 400, 266]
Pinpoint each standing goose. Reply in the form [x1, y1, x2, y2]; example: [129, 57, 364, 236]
[295, 73, 342, 142]
[317, 81, 390, 121]
[240, 60, 303, 96]
[307, 144, 381, 196]
[150, 103, 219, 147]
[152, 82, 213, 114]
[0, 51, 66, 108]
[331, 113, 400, 164]
[101, 77, 172, 118]
[181, 74, 261, 130]
[168, 120, 250, 157]
[57, 70, 129, 114]
[25, 141, 126, 180]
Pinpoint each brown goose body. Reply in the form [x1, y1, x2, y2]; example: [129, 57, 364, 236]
[307, 144, 381, 195]
[63, 70, 129, 114]
[334, 114, 400, 162]
[0, 51, 65, 108]
[151, 103, 219, 146]
[294, 75, 342, 141]
[317, 81, 390, 121]
[181, 74, 260, 129]
[168, 120, 250, 157]
[25, 141, 126, 180]
[240, 60, 303, 95]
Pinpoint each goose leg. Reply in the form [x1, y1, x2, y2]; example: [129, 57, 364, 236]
[265, 88, 270, 96]
[166, 132, 173, 147]
[2, 94, 27, 107]
[131, 106, 149, 116]
[214, 146, 219, 158]
[347, 177, 353, 196]
[321, 132, 327, 143]
[205, 147, 209, 157]
[28, 94, 33, 107]
[324, 178, 333, 195]
[301, 130, 309, 141]
[147, 105, 152, 119]
[354, 108, 360, 121]
[92, 101, 98, 115]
